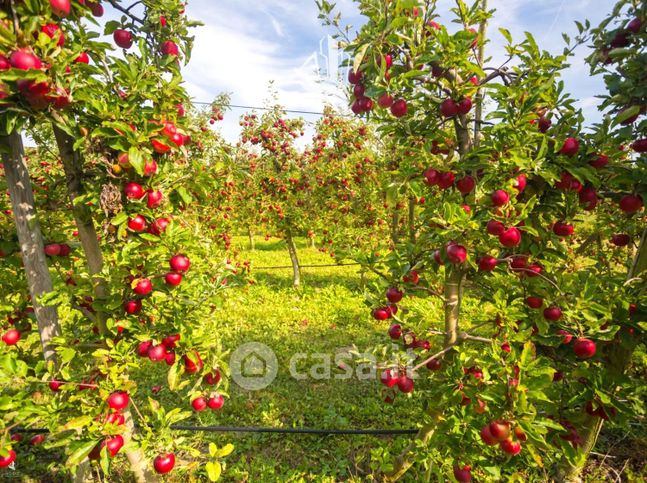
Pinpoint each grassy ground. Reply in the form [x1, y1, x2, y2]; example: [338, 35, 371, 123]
[143, 236, 645, 482]
[194, 236, 416, 481]
[15, 236, 644, 481]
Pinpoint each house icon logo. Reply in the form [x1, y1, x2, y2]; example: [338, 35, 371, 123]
[230, 342, 278, 390]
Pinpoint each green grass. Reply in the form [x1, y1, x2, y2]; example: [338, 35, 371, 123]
[139, 236, 419, 482]
[129, 236, 644, 482]
[199, 236, 415, 481]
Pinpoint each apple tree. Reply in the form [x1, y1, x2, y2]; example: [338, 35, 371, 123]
[320, 0, 646, 481]
[306, 105, 391, 261]
[1, 0, 233, 480]
[238, 99, 308, 286]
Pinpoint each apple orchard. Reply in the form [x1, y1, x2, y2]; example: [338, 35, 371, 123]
[0, 0, 645, 482]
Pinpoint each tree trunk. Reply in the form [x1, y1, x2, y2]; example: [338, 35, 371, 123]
[308, 235, 315, 249]
[247, 227, 255, 250]
[385, 268, 463, 480]
[52, 126, 157, 483]
[559, 226, 647, 482]
[123, 410, 158, 482]
[1, 132, 61, 363]
[52, 126, 108, 334]
[285, 230, 301, 287]
[408, 196, 416, 244]
[444, 267, 463, 347]
[390, 210, 399, 245]
[383, 424, 437, 482]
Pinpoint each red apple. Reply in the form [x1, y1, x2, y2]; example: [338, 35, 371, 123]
[440, 98, 458, 117]
[373, 307, 391, 320]
[113, 29, 134, 49]
[146, 189, 163, 208]
[50, 0, 71, 17]
[386, 287, 403, 303]
[124, 182, 145, 200]
[491, 190, 510, 207]
[559, 137, 579, 157]
[41, 24, 65, 47]
[488, 420, 510, 441]
[165, 272, 182, 286]
[107, 391, 129, 410]
[124, 299, 142, 315]
[44, 243, 62, 256]
[378, 93, 393, 108]
[589, 153, 609, 168]
[207, 394, 224, 410]
[183, 352, 203, 373]
[402, 270, 419, 285]
[437, 171, 455, 189]
[348, 70, 362, 84]
[457, 97, 472, 114]
[390, 99, 408, 118]
[191, 396, 207, 411]
[499, 227, 521, 247]
[2, 329, 21, 345]
[500, 438, 522, 455]
[513, 174, 527, 192]
[426, 358, 441, 370]
[543, 306, 562, 321]
[478, 255, 498, 272]
[525, 296, 543, 309]
[104, 435, 124, 457]
[456, 176, 475, 194]
[627, 17, 642, 33]
[153, 453, 175, 474]
[74, 52, 90, 64]
[480, 425, 498, 445]
[160, 40, 179, 56]
[0, 450, 16, 468]
[149, 217, 170, 236]
[553, 221, 574, 237]
[9, 49, 42, 70]
[397, 375, 414, 393]
[619, 194, 643, 213]
[446, 243, 467, 264]
[170, 254, 190, 272]
[127, 215, 147, 232]
[148, 344, 167, 362]
[388, 324, 402, 340]
[611, 234, 631, 247]
[486, 220, 505, 236]
[453, 464, 472, 482]
[573, 338, 596, 359]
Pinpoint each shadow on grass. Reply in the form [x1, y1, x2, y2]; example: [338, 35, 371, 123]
[250, 269, 366, 291]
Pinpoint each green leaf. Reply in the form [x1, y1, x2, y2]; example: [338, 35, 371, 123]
[66, 440, 98, 467]
[352, 44, 369, 75]
[63, 416, 93, 431]
[206, 461, 222, 481]
[498, 28, 512, 44]
[167, 361, 180, 390]
[614, 105, 640, 125]
[111, 212, 129, 226]
[216, 443, 234, 458]
[128, 147, 144, 176]
[176, 186, 193, 205]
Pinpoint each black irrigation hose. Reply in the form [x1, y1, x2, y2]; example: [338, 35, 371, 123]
[253, 263, 362, 270]
[14, 426, 418, 436]
[171, 426, 418, 435]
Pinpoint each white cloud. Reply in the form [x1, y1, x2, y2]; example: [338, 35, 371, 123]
[182, 0, 613, 143]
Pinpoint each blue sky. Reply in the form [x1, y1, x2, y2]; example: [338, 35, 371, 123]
[180, 0, 612, 142]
